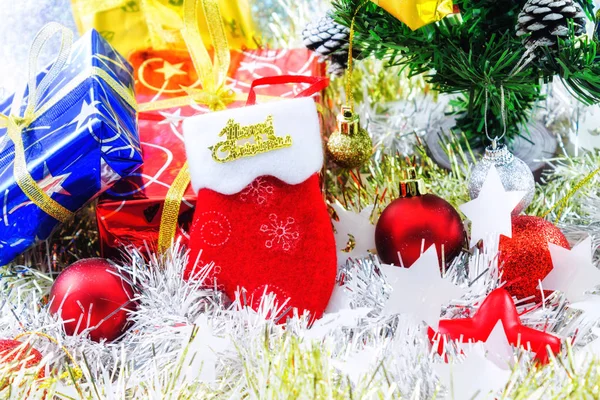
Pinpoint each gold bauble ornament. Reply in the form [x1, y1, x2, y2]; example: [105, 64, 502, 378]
[327, 106, 372, 169]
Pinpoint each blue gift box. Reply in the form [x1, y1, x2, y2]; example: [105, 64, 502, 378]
[0, 28, 142, 265]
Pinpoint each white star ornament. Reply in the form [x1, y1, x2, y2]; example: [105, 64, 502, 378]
[381, 245, 465, 330]
[542, 236, 600, 302]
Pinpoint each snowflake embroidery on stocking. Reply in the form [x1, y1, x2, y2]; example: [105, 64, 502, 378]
[239, 177, 274, 205]
[197, 211, 231, 247]
[260, 213, 300, 251]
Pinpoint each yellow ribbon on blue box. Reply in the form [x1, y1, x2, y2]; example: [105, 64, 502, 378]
[71, 0, 258, 57]
[0, 24, 141, 265]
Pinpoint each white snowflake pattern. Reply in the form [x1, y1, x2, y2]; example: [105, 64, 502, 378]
[239, 178, 274, 205]
[260, 213, 299, 251]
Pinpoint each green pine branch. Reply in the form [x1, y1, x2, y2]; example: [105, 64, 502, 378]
[332, 0, 599, 147]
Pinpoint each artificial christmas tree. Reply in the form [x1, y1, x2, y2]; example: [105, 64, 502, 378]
[332, 0, 600, 147]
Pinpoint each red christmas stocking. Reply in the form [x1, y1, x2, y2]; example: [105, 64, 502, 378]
[183, 97, 337, 320]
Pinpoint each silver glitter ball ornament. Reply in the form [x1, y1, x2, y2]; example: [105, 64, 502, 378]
[468, 144, 535, 215]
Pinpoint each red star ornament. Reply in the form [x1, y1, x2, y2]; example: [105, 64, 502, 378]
[428, 288, 561, 364]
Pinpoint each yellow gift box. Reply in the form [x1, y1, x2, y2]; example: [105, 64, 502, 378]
[71, 0, 258, 57]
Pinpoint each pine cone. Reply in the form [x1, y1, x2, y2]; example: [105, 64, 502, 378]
[328, 52, 350, 76]
[516, 0, 587, 48]
[302, 14, 353, 76]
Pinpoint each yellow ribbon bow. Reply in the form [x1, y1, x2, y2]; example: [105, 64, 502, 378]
[138, 0, 235, 113]
[371, 0, 454, 30]
[155, 0, 235, 254]
[0, 23, 76, 223]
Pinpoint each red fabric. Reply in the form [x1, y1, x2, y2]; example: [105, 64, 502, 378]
[186, 174, 337, 321]
[249, 284, 293, 321]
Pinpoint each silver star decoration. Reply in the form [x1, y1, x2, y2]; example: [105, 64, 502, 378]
[72, 94, 101, 132]
[158, 108, 186, 128]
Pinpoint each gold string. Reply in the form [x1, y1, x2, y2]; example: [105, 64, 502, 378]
[138, 92, 279, 112]
[346, 1, 370, 112]
[0, 24, 76, 223]
[5, 117, 75, 223]
[199, 0, 230, 89]
[32, 67, 136, 119]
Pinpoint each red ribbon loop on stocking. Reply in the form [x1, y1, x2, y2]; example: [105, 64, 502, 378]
[246, 75, 330, 106]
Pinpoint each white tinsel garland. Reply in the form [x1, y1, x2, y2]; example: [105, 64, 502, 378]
[2, 220, 600, 399]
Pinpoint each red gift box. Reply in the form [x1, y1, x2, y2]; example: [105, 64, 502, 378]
[96, 48, 325, 258]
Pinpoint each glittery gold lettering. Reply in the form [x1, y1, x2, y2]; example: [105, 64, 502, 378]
[210, 115, 292, 163]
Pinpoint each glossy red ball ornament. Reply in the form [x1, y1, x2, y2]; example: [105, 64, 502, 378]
[375, 170, 464, 268]
[49, 258, 136, 342]
[499, 215, 570, 301]
[0, 339, 44, 379]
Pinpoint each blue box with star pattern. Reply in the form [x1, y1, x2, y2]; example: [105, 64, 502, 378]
[0, 29, 142, 265]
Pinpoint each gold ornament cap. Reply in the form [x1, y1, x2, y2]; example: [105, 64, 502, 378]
[327, 106, 372, 169]
[337, 106, 361, 134]
[399, 167, 426, 198]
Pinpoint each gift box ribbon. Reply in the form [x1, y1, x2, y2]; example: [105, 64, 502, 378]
[151, 0, 330, 253]
[138, 0, 236, 115]
[0, 23, 136, 224]
[154, 0, 232, 254]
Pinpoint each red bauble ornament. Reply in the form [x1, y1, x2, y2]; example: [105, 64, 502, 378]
[0, 339, 44, 378]
[49, 258, 136, 342]
[428, 288, 561, 364]
[499, 215, 570, 300]
[375, 170, 464, 268]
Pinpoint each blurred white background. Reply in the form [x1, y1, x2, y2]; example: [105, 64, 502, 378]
[0, 0, 77, 97]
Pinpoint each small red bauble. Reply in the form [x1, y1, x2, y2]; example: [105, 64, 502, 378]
[499, 215, 570, 300]
[0, 339, 44, 378]
[49, 258, 136, 342]
[375, 170, 464, 268]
